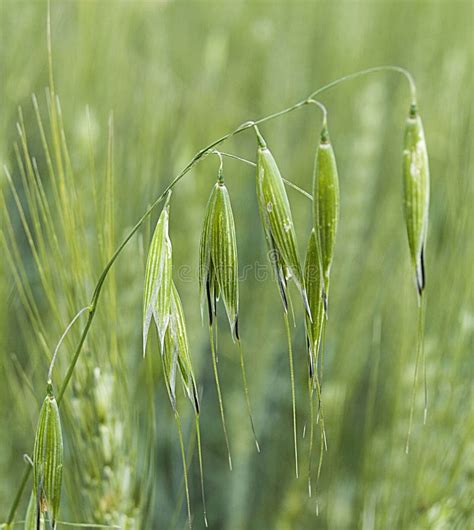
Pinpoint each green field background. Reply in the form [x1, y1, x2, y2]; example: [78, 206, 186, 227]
[1, 1, 472, 529]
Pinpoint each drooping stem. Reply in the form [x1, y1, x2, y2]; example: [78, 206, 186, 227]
[195, 414, 208, 528]
[237, 339, 260, 453]
[306, 99, 328, 130]
[219, 150, 313, 199]
[283, 311, 299, 478]
[308, 65, 417, 106]
[175, 413, 193, 530]
[209, 325, 233, 470]
[47, 306, 90, 383]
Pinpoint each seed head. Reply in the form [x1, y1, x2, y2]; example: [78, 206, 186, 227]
[143, 192, 173, 355]
[304, 229, 325, 379]
[255, 130, 310, 317]
[32, 384, 63, 529]
[403, 104, 429, 296]
[199, 177, 239, 340]
[312, 125, 340, 297]
[163, 282, 200, 413]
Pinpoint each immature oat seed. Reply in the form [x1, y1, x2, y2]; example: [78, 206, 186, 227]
[32, 383, 63, 530]
[312, 124, 340, 310]
[403, 103, 429, 297]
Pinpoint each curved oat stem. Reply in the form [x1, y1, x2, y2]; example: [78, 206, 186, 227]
[195, 415, 209, 527]
[283, 312, 299, 478]
[175, 413, 193, 530]
[237, 339, 260, 453]
[209, 325, 233, 470]
[47, 306, 90, 383]
[308, 65, 417, 105]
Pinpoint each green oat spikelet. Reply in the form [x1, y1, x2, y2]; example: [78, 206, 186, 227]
[143, 192, 173, 355]
[199, 173, 239, 338]
[163, 281, 205, 528]
[403, 104, 430, 452]
[199, 166, 260, 453]
[162, 281, 200, 412]
[32, 383, 63, 530]
[403, 104, 430, 296]
[313, 124, 340, 307]
[255, 127, 310, 477]
[255, 127, 310, 317]
[304, 229, 325, 379]
[199, 170, 235, 469]
[304, 229, 327, 500]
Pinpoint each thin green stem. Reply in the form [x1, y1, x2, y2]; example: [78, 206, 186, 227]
[237, 339, 260, 453]
[47, 306, 89, 383]
[308, 65, 417, 105]
[283, 311, 299, 478]
[195, 415, 208, 528]
[6, 461, 31, 527]
[405, 291, 426, 453]
[56, 309, 94, 404]
[306, 99, 328, 129]
[209, 325, 233, 470]
[218, 150, 313, 201]
[175, 413, 193, 530]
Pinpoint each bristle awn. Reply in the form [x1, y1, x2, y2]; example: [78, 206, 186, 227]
[420, 293, 427, 424]
[283, 312, 299, 478]
[214, 318, 219, 363]
[406, 292, 427, 452]
[312, 371, 326, 517]
[209, 325, 233, 470]
[174, 413, 192, 530]
[195, 415, 208, 527]
[307, 376, 315, 497]
[317, 318, 327, 400]
[237, 338, 260, 452]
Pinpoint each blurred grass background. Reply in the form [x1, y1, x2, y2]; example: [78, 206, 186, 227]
[1, 1, 472, 529]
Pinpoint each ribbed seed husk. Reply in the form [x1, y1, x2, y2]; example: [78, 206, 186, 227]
[312, 128, 340, 294]
[403, 105, 430, 295]
[143, 198, 172, 354]
[304, 229, 325, 379]
[256, 137, 310, 316]
[163, 282, 199, 413]
[24, 491, 43, 530]
[200, 180, 239, 339]
[32, 387, 63, 527]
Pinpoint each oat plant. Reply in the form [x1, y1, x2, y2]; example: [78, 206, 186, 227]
[2, 25, 432, 526]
